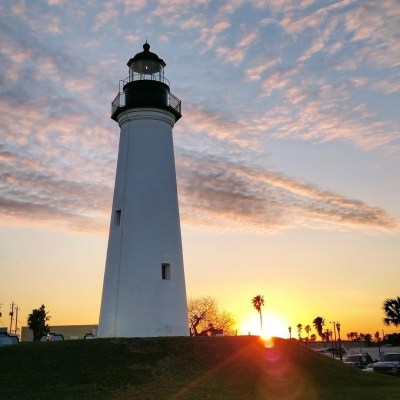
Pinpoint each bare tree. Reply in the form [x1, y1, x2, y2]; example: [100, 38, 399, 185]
[188, 296, 235, 336]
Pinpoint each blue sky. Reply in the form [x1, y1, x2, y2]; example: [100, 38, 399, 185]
[0, 0, 399, 336]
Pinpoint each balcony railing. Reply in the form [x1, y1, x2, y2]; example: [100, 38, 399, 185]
[122, 73, 170, 88]
[111, 91, 125, 116]
[168, 92, 181, 114]
[111, 76, 181, 118]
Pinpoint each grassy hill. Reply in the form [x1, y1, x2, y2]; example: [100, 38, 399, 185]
[1, 336, 400, 400]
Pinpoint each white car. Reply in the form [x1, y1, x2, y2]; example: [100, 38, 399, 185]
[368, 353, 400, 376]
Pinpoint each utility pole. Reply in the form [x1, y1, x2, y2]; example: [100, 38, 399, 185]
[9, 301, 14, 334]
[14, 305, 19, 334]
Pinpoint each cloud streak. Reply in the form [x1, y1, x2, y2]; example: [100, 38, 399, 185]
[177, 150, 397, 232]
[1, 134, 396, 234]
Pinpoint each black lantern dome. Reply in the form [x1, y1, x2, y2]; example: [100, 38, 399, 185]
[127, 42, 166, 75]
[111, 42, 181, 122]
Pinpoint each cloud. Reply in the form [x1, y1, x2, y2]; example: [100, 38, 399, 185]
[0, 0, 398, 237]
[216, 29, 259, 66]
[2, 139, 396, 234]
[261, 67, 300, 96]
[244, 58, 281, 81]
[118, 0, 147, 13]
[92, 4, 119, 31]
[220, 0, 245, 14]
[177, 150, 398, 232]
[264, 98, 400, 152]
[198, 20, 231, 50]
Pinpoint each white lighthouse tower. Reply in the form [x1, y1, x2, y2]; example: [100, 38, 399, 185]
[98, 42, 188, 337]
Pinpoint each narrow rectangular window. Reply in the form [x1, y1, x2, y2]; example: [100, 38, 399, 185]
[162, 263, 171, 280]
[114, 209, 121, 225]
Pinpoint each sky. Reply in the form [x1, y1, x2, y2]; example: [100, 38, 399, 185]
[1, 0, 399, 339]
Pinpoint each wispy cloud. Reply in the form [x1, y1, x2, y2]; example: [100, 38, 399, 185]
[216, 29, 259, 66]
[244, 58, 281, 81]
[177, 150, 397, 232]
[92, 2, 119, 31]
[1, 137, 396, 234]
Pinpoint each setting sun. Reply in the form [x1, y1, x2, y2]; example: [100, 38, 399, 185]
[238, 310, 290, 339]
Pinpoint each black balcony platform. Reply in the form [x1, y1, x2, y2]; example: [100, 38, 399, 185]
[111, 80, 181, 122]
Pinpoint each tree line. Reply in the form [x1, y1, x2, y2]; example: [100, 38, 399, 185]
[26, 295, 400, 340]
[290, 296, 400, 344]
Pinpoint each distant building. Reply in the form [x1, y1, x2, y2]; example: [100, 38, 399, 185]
[20, 325, 98, 342]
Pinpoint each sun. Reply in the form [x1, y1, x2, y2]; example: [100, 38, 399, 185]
[238, 310, 289, 339]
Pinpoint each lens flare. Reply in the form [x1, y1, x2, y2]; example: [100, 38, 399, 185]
[239, 310, 290, 338]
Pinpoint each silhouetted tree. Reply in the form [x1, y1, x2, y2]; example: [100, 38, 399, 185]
[297, 323, 303, 340]
[251, 295, 265, 330]
[27, 304, 50, 341]
[188, 297, 235, 336]
[324, 329, 332, 344]
[313, 316, 325, 340]
[385, 333, 400, 346]
[383, 297, 400, 327]
[310, 333, 317, 342]
[364, 333, 372, 345]
[305, 325, 311, 340]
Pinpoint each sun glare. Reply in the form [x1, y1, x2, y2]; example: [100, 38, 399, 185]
[239, 310, 289, 339]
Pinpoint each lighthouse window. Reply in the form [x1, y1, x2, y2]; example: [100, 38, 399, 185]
[114, 210, 121, 225]
[162, 263, 171, 280]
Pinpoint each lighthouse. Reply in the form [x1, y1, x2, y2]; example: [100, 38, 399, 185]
[98, 42, 188, 337]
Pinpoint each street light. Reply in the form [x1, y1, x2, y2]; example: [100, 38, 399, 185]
[330, 320, 337, 349]
[336, 322, 342, 362]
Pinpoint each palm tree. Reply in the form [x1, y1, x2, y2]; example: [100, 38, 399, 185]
[312, 316, 325, 340]
[251, 295, 265, 330]
[383, 297, 400, 327]
[305, 324, 311, 341]
[297, 323, 303, 340]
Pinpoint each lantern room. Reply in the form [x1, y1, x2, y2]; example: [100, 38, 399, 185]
[127, 42, 166, 83]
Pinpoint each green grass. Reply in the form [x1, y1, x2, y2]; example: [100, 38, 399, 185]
[1, 336, 400, 400]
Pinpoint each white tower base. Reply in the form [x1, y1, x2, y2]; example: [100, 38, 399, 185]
[98, 108, 188, 337]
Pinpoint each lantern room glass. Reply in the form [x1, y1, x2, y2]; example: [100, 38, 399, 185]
[129, 60, 164, 82]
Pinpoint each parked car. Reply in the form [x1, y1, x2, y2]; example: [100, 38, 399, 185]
[317, 347, 345, 357]
[343, 353, 374, 369]
[368, 353, 400, 376]
[0, 333, 19, 346]
[40, 333, 64, 341]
